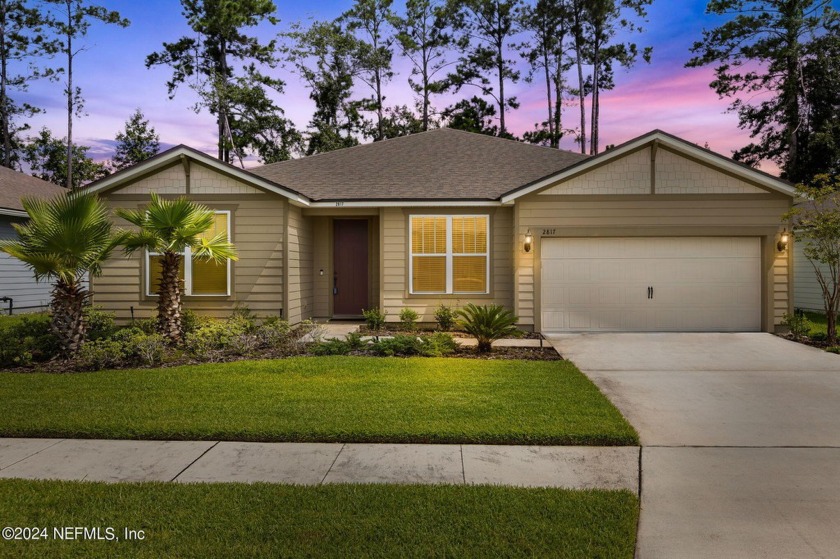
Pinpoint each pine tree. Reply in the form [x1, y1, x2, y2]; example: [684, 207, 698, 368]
[112, 109, 160, 171]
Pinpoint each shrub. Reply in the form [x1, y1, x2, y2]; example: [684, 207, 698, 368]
[421, 332, 457, 357]
[783, 312, 811, 341]
[184, 317, 251, 360]
[83, 306, 116, 341]
[345, 331, 366, 351]
[311, 338, 353, 356]
[78, 339, 126, 370]
[362, 307, 387, 331]
[456, 303, 519, 353]
[434, 303, 456, 331]
[255, 316, 292, 348]
[180, 309, 206, 336]
[827, 346, 840, 354]
[399, 308, 420, 331]
[0, 313, 59, 367]
[133, 316, 157, 335]
[811, 332, 828, 342]
[370, 335, 424, 357]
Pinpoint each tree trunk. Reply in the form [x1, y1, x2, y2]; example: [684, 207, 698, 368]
[156, 251, 183, 343]
[590, 32, 600, 155]
[497, 41, 506, 137]
[218, 37, 229, 163]
[543, 38, 554, 146]
[1, 0, 10, 169]
[65, 0, 73, 190]
[50, 278, 87, 355]
[375, 68, 383, 140]
[827, 308, 837, 345]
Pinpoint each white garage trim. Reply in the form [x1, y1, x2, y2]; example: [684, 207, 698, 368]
[540, 237, 762, 332]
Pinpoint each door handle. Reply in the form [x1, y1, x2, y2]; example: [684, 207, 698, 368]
[647, 286, 652, 299]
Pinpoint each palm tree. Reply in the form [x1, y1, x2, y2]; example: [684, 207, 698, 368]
[116, 193, 237, 343]
[0, 191, 125, 355]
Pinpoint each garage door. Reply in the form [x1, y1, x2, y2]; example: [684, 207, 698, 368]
[540, 237, 761, 332]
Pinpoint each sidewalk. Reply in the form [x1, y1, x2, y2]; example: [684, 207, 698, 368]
[0, 438, 638, 491]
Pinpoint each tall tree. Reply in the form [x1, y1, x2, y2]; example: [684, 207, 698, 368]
[687, 0, 840, 181]
[146, 0, 294, 165]
[448, 0, 522, 138]
[0, 0, 58, 169]
[585, 0, 652, 154]
[0, 191, 125, 354]
[283, 21, 365, 155]
[23, 127, 108, 188]
[44, 0, 128, 189]
[343, 0, 395, 141]
[117, 193, 237, 343]
[380, 104, 427, 137]
[112, 109, 160, 171]
[442, 95, 499, 135]
[392, 0, 452, 131]
[519, 0, 572, 148]
[568, 0, 588, 153]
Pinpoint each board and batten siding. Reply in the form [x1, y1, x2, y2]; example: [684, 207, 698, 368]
[380, 206, 514, 322]
[0, 215, 53, 312]
[93, 162, 286, 322]
[515, 147, 792, 332]
[793, 239, 831, 313]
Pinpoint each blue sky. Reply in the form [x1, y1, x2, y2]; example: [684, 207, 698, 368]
[16, 0, 840, 173]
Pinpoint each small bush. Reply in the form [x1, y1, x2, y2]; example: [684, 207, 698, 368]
[370, 335, 424, 357]
[399, 308, 419, 331]
[83, 306, 116, 341]
[180, 309, 206, 336]
[421, 332, 457, 357]
[255, 316, 293, 348]
[827, 346, 840, 354]
[78, 339, 126, 370]
[345, 331, 366, 350]
[362, 307, 387, 331]
[0, 313, 59, 367]
[457, 303, 519, 353]
[311, 338, 353, 356]
[434, 303, 456, 331]
[811, 332, 828, 342]
[133, 316, 157, 335]
[782, 312, 811, 341]
[184, 317, 251, 360]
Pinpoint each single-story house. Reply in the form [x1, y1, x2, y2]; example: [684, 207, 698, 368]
[792, 197, 838, 314]
[86, 128, 796, 333]
[0, 167, 65, 314]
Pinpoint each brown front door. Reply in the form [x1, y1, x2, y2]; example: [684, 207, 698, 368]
[333, 219, 369, 316]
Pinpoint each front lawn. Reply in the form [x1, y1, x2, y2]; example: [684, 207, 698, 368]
[0, 480, 639, 558]
[0, 356, 637, 445]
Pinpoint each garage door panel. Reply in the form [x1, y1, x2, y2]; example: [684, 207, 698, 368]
[540, 237, 761, 332]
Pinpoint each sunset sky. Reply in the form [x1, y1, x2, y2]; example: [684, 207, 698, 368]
[17, 0, 838, 175]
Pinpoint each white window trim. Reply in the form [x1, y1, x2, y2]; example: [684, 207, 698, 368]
[409, 214, 490, 295]
[145, 210, 232, 297]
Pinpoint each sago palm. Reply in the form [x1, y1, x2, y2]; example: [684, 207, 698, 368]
[116, 193, 237, 343]
[0, 191, 125, 355]
[456, 303, 520, 353]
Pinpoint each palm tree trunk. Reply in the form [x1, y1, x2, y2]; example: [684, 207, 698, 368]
[157, 251, 183, 343]
[50, 278, 87, 355]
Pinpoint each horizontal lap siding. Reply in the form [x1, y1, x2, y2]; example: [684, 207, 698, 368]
[285, 204, 314, 324]
[94, 195, 285, 322]
[381, 207, 514, 322]
[516, 196, 792, 328]
[793, 240, 831, 313]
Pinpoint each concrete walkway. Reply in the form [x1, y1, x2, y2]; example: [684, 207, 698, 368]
[0, 438, 639, 490]
[548, 333, 840, 559]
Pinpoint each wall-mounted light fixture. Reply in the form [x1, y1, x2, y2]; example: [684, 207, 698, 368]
[524, 230, 533, 253]
[777, 229, 789, 252]
[319, 269, 325, 276]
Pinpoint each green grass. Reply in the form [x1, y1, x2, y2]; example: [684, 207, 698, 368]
[0, 480, 639, 558]
[805, 311, 828, 337]
[0, 356, 637, 445]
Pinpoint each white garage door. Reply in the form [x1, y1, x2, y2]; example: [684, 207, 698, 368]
[540, 237, 761, 332]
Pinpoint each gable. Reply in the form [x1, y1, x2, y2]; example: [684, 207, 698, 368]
[655, 149, 766, 194]
[539, 148, 651, 195]
[114, 162, 266, 196]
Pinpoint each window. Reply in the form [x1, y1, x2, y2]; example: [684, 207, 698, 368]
[146, 211, 231, 297]
[409, 215, 488, 294]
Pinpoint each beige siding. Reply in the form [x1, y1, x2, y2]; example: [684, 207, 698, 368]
[191, 163, 264, 195]
[381, 206, 514, 322]
[793, 239, 830, 313]
[93, 164, 286, 322]
[120, 164, 186, 195]
[515, 195, 791, 330]
[285, 204, 314, 323]
[540, 148, 651, 195]
[311, 217, 331, 317]
[656, 149, 766, 194]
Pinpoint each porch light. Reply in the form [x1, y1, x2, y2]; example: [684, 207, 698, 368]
[777, 229, 789, 252]
[524, 230, 533, 253]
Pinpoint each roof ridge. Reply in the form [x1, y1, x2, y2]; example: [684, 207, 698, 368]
[440, 126, 588, 157]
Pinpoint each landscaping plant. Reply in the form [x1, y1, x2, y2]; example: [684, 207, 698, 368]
[362, 307, 387, 331]
[0, 191, 125, 355]
[117, 193, 238, 343]
[782, 312, 812, 341]
[434, 303, 456, 331]
[399, 308, 419, 331]
[456, 303, 519, 352]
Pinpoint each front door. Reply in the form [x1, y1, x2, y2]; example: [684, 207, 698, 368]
[333, 219, 369, 316]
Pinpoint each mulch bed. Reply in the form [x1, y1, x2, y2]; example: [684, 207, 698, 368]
[359, 326, 543, 340]
[776, 333, 840, 353]
[452, 346, 563, 361]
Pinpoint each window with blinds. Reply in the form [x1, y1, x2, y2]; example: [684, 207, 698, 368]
[146, 211, 231, 297]
[409, 215, 489, 294]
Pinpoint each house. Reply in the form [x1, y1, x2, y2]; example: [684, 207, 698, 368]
[792, 198, 838, 314]
[86, 128, 795, 333]
[0, 167, 65, 314]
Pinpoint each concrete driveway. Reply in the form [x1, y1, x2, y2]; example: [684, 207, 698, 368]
[547, 332, 840, 559]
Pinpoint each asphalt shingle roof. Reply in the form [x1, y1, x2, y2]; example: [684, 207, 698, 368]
[250, 128, 588, 201]
[0, 166, 64, 212]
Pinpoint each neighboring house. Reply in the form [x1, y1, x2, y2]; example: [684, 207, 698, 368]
[0, 167, 65, 314]
[793, 238, 831, 313]
[86, 128, 796, 333]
